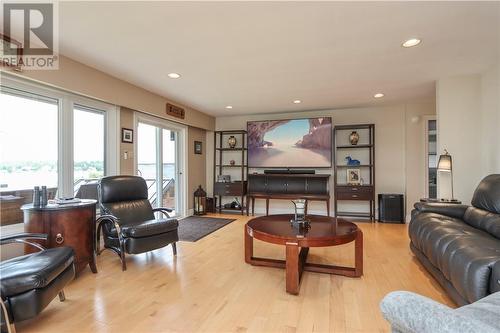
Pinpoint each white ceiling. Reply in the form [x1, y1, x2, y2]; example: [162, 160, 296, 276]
[54, 1, 500, 116]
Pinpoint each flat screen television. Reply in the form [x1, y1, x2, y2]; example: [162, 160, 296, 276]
[247, 117, 332, 168]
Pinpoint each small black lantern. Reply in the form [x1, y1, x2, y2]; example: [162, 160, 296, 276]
[193, 185, 207, 215]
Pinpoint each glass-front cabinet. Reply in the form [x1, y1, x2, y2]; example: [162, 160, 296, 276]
[425, 118, 437, 199]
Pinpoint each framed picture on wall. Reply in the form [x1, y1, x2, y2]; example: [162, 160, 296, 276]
[122, 128, 133, 143]
[194, 141, 202, 154]
[347, 168, 361, 185]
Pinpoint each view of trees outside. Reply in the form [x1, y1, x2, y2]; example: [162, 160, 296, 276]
[137, 122, 177, 212]
[0, 92, 59, 192]
[0, 93, 106, 195]
[73, 107, 105, 193]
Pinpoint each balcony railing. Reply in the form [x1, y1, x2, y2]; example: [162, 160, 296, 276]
[0, 177, 175, 227]
[73, 177, 175, 207]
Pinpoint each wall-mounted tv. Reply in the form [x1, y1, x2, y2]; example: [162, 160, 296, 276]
[247, 117, 332, 168]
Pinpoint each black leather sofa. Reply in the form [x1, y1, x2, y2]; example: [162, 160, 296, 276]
[409, 174, 500, 305]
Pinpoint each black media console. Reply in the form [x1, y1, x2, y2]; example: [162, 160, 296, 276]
[246, 173, 330, 216]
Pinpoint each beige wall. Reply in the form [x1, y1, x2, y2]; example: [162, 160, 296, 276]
[405, 104, 436, 215]
[208, 103, 435, 218]
[436, 65, 500, 204]
[119, 107, 208, 210]
[188, 127, 207, 210]
[120, 107, 135, 175]
[480, 64, 500, 174]
[1, 55, 215, 130]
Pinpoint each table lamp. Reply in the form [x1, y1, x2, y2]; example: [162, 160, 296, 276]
[437, 149, 455, 201]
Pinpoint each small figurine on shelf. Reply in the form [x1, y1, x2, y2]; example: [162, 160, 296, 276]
[345, 156, 361, 166]
[229, 159, 236, 166]
[227, 135, 237, 148]
[349, 131, 360, 145]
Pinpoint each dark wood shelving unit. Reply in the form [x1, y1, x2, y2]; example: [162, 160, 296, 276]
[213, 130, 247, 215]
[333, 124, 376, 222]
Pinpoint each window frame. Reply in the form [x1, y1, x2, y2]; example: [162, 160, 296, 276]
[134, 112, 188, 218]
[1, 74, 120, 199]
[72, 104, 107, 195]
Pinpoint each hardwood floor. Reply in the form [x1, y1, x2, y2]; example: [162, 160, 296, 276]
[17, 214, 454, 333]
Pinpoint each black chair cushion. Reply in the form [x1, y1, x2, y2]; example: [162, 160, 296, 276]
[0, 247, 74, 297]
[121, 218, 179, 238]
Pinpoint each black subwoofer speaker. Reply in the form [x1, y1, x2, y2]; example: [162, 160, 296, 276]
[378, 194, 405, 223]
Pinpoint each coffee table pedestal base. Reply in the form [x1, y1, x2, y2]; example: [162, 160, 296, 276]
[245, 229, 363, 295]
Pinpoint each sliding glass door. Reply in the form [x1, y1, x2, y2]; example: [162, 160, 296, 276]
[137, 119, 184, 217]
[162, 129, 177, 213]
[137, 122, 158, 200]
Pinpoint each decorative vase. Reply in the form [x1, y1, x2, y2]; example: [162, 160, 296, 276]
[229, 159, 235, 166]
[227, 135, 237, 148]
[290, 199, 309, 225]
[349, 131, 359, 145]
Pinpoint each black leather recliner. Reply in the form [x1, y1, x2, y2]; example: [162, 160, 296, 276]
[409, 174, 500, 305]
[97, 175, 179, 271]
[0, 233, 75, 333]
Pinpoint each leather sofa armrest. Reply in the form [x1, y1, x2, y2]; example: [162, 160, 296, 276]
[413, 202, 468, 219]
[380, 291, 497, 333]
[491, 261, 500, 294]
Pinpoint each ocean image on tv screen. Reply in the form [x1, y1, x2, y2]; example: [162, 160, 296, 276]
[247, 117, 332, 168]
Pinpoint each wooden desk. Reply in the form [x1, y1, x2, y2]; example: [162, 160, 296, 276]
[22, 200, 98, 274]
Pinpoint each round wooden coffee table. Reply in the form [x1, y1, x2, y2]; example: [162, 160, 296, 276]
[245, 214, 363, 295]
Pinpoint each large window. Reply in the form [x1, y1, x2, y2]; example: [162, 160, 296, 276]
[73, 106, 105, 197]
[0, 75, 118, 226]
[0, 91, 59, 226]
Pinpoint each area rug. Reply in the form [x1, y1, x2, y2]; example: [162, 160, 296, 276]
[178, 216, 236, 242]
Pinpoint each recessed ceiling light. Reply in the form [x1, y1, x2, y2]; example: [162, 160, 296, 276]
[225, 105, 233, 109]
[293, 100, 302, 104]
[374, 93, 385, 98]
[167, 73, 181, 79]
[402, 38, 421, 48]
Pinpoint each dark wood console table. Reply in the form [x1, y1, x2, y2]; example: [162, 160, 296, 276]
[246, 174, 330, 216]
[22, 200, 98, 274]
